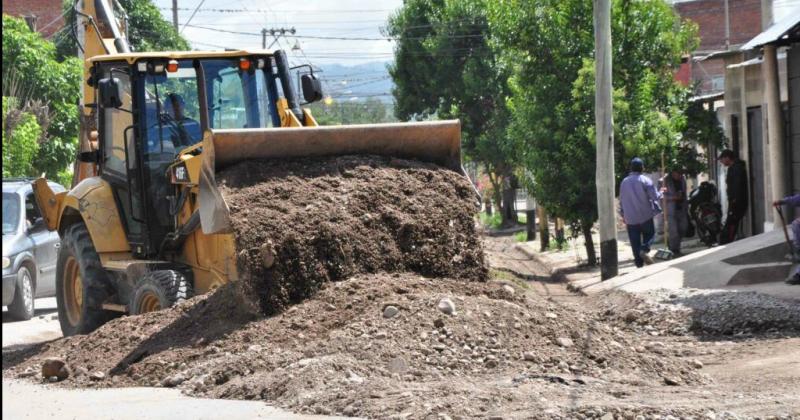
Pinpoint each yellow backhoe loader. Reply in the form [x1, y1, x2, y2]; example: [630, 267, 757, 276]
[33, 0, 463, 336]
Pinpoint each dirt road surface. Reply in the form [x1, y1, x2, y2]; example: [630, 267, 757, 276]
[2, 299, 341, 420]
[3, 236, 799, 418]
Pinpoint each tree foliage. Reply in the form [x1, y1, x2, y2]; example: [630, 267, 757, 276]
[118, 0, 190, 51]
[2, 97, 43, 178]
[386, 0, 520, 226]
[487, 0, 698, 256]
[3, 15, 82, 179]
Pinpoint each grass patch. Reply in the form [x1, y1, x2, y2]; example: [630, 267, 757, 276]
[479, 212, 503, 229]
[489, 269, 531, 289]
[513, 231, 527, 243]
[549, 239, 570, 251]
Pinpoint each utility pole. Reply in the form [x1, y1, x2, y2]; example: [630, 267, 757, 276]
[263, 27, 296, 50]
[594, 0, 618, 280]
[172, 0, 178, 32]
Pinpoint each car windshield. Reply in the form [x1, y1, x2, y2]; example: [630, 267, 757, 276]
[2, 193, 20, 234]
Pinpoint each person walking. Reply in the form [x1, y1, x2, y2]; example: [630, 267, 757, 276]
[774, 194, 800, 285]
[660, 167, 689, 256]
[718, 149, 748, 244]
[619, 157, 663, 268]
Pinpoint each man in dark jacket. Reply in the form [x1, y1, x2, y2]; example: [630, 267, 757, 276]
[718, 149, 748, 244]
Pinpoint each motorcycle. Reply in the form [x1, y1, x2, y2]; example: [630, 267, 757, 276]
[688, 181, 722, 247]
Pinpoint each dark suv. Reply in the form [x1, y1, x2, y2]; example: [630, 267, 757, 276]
[3, 178, 66, 320]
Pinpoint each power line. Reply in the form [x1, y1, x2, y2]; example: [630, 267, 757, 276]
[159, 7, 393, 14]
[183, 24, 486, 41]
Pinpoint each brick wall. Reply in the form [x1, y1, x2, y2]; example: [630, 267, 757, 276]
[2, 0, 65, 39]
[673, 0, 763, 94]
[675, 0, 763, 52]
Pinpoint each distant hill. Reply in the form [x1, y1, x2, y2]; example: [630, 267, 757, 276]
[315, 61, 394, 104]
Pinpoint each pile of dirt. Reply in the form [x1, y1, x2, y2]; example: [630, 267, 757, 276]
[217, 155, 487, 314]
[4, 274, 709, 418]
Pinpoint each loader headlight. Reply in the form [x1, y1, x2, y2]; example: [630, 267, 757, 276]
[2, 257, 10, 269]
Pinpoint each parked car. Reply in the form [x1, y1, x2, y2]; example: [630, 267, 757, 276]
[3, 178, 66, 320]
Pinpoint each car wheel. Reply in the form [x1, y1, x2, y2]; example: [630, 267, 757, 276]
[8, 266, 35, 320]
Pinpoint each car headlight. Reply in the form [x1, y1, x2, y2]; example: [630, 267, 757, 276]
[2, 257, 9, 269]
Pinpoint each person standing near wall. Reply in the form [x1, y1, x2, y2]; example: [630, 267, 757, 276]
[718, 149, 748, 244]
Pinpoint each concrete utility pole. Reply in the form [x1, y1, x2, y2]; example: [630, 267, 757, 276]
[262, 28, 268, 49]
[526, 193, 536, 242]
[594, 0, 618, 279]
[761, 0, 787, 228]
[172, 0, 178, 31]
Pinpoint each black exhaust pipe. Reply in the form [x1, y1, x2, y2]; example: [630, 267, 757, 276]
[274, 50, 304, 124]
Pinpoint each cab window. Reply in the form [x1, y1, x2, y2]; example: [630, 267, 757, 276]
[101, 66, 133, 177]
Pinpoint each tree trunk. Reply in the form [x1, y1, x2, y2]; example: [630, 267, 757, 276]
[502, 174, 518, 227]
[487, 172, 503, 218]
[555, 218, 566, 246]
[484, 195, 493, 215]
[526, 209, 536, 241]
[538, 206, 549, 252]
[582, 220, 597, 266]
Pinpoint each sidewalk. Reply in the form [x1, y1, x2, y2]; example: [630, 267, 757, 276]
[517, 224, 706, 282]
[516, 225, 799, 300]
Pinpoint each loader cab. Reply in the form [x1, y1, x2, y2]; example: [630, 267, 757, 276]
[91, 52, 310, 258]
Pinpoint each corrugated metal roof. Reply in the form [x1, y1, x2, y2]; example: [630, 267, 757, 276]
[741, 8, 800, 50]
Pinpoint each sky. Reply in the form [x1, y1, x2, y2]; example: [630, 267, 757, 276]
[152, 0, 404, 67]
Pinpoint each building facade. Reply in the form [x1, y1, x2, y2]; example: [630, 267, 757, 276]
[674, 0, 764, 96]
[2, 0, 65, 39]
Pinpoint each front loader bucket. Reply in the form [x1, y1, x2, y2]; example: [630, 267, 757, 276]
[199, 120, 463, 234]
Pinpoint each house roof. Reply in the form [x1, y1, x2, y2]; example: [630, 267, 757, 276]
[741, 8, 800, 50]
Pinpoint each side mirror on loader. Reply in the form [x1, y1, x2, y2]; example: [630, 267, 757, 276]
[98, 77, 123, 108]
[301, 74, 323, 104]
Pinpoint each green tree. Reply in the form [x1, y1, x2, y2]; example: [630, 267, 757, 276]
[386, 0, 521, 227]
[2, 97, 43, 177]
[3, 15, 82, 180]
[489, 0, 698, 263]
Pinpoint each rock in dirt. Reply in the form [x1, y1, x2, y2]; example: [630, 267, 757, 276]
[89, 371, 106, 381]
[383, 305, 400, 319]
[438, 298, 456, 315]
[41, 358, 70, 381]
[555, 337, 574, 348]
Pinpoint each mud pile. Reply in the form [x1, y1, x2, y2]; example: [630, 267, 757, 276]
[217, 155, 487, 314]
[4, 274, 709, 418]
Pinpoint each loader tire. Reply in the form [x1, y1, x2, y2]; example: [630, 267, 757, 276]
[56, 223, 114, 336]
[129, 270, 193, 315]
